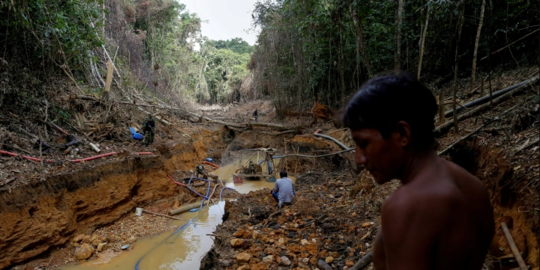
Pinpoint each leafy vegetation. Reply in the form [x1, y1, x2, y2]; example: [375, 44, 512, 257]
[249, 0, 539, 113]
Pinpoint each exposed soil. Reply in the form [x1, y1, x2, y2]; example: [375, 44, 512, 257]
[0, 67, 538, 270]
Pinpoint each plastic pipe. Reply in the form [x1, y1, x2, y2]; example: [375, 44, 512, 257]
[167, 175, 187, 187]
[0, 150, 18, 157]
[199, 199, 206, 209]
[0, 150, 55, 163]
[21, 156, 55, 163]
[444, 76, 539, 117]
[314, 133, 352, 150]
[71, 152, 117, 163]
[187, 177, 211, 198]
[204, 184, 220, 207]
[202, 161, 220, 168]
[220, 187, 235, 201]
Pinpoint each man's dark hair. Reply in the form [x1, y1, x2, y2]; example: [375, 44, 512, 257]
[280, 170, 287, 178]
[343, 71, 438, 151]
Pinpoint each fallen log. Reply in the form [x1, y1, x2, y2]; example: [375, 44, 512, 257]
[501, 222, 528, 270]
[169, 201, 203, 215]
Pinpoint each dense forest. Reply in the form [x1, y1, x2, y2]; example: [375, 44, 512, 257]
[0, 0, 538, 113]
[249, 0, 539, 113]
[0, 0, 253, 109]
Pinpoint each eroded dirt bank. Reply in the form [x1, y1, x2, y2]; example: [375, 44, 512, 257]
[0, 128, 228, 269]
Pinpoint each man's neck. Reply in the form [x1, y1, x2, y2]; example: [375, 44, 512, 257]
[399, 149, 438, 185]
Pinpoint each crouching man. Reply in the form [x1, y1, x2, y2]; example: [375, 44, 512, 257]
[271, 170, 295, 208]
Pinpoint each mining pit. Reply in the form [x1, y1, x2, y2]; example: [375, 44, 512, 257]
[1, 108, 538, 270]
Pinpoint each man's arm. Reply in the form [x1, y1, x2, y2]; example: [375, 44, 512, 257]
[381, 192, 452, 270]
[273, 181, 279, 193]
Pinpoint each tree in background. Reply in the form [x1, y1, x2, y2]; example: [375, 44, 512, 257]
[249, 0, 538, 114]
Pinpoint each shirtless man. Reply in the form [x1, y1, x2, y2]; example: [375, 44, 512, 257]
[343, 71, 494, 270]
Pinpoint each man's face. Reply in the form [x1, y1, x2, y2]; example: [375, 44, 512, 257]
[350, 127, 405, 184]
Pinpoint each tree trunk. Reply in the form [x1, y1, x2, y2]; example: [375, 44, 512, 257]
[452, 0, 466, 133]
[338, 22, 346, 105]
[471, 0, 486, 92]
[352, 4, 373, 77]
[395, 0, 404, 70]
[417, 4, 430, 79]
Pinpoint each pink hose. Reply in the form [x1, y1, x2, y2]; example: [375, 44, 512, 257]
[71, 152, 117, 163]
[0, 150, 54, 163]
[0, 150, 18, 157]
[22, 156, 56, 163]
[202, 161, 220, 168]
[168, 175, 187, 187]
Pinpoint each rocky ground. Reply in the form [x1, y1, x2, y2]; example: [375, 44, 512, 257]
[201, 170, 398, 270]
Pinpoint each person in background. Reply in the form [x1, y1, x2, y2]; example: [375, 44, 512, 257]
[265, 148, 275, 174]
[195, 164, 208, 179]
[253, 108, 258, 122]
[271, 170, 295, 208]
[343, 71, 494, 270]
[142, 114, 156, 146]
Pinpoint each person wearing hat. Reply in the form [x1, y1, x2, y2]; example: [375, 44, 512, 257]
[142, 114, 156, 146]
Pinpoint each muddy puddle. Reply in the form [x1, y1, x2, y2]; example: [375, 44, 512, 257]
[63, 154, 294, 270]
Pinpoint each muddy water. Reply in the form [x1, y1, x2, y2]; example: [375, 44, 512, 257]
[63, 155, 294, 270]
[217, 154, 295, 194]
[62, 202, 223, 270]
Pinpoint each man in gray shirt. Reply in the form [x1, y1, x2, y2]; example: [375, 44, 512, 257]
[271, 170, 295, 208]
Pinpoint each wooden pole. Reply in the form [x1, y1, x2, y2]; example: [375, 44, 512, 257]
[417, 4, 430, 79]
[104, 59, 114, 94]
[438, 92, 445, 124]
[489, 72, 493, 108]
[169, 201, 203, 215]
[471, 0, 486, 92]
[501, 222, 528, 270]
[480, 77, 485, 96]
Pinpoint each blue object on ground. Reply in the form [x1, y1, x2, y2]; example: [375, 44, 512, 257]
[220, 187, 235, 201]
[130, 127, 144, 140]
[189, 208, 199, 212]
[268, 176, 276, 182]
[121, 244, 131, 250]
[205, 158, 213, 162]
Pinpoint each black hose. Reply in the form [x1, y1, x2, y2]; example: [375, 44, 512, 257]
[444, 76, 538, 118]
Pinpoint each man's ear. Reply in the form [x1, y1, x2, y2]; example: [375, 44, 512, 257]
[393, 121, 411, 147]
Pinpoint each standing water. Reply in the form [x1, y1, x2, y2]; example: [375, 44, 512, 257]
[63, 155, 294, 270]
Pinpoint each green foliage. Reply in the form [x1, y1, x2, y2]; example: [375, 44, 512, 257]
[203, 47, 250, 103]
[250, 0, 538, 112]
[211, 38, 254, 54]
[0, 0, 104, 72]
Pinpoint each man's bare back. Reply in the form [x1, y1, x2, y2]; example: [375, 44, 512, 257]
[343, 71, 495, 270]
[372, 154, 494, 270]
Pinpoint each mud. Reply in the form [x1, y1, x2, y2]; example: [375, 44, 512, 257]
[0, 128, 228, 269]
